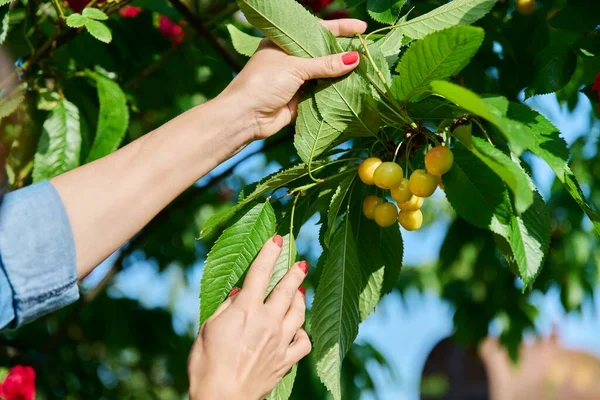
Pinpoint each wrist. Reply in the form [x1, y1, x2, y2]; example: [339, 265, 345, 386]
[212, 91, 259, 144]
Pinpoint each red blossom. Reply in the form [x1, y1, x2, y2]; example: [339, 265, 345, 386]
[66, 0, 106, 13]
[0, 366, 36, 400]
[592, 72, 600, 93]
[158, 16, 186, 45]
[118, 5, 142, 18]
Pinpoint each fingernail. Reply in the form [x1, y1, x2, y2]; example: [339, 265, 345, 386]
[342, 51, 359, 65]
[298, 261, 309, 275]
[298, 287, 306, 296]
[228, 287, 241, 298]
[273, 235, 283, 248]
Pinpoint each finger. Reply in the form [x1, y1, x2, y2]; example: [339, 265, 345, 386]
[281, 289, 306, 345]
[283, 329, 312, 366]
[320, 19, 368, 37]
[287, 91, 302, 121]
[209, 286, 240, 320]
[266, 261, 308, 317]
[294, 51, 360, 81]
[242, 235, 284, 299]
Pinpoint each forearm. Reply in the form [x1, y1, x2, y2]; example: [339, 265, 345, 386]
[52, 94, 255, 278]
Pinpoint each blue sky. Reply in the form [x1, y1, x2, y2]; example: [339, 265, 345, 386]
[83, 92, 600, 399]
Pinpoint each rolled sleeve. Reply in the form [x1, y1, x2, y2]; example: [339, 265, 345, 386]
[0, 181, 79, 330]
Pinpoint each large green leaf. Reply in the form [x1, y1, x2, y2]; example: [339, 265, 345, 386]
[226, 24, 262, 57]
[491, 101, 600, 234]
[367, 0, 406, 25]
[238, 0, 379, 136]
[86, 73, 129, 162]
[393, 0, 495, 40]
[525, 44, 577, 98]
[430, 81, 535, 155]
[314, 38, 381, 136]
[312, 212, 363, 400]
[294, 95, 341, 166]
[392, 26, 484, 101]
[237, 0, 333, 58]
[200, 161, 327, 238]
[468, 137, 534, 214]
[324, 175, 356, 247]
[444, 145, 550, 286]
[266, 233, 298, 400]
[199, 202, 276, 325]
[33, 99, 82, 182]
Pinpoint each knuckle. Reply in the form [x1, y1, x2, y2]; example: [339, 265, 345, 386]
[273, 285, 295, 301]
[322, 56, 336, 74]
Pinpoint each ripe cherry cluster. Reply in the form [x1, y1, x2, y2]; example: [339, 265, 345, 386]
[358, 145, 454, 231]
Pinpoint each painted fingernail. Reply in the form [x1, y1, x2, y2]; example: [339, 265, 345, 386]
[228, 287, 241, 298]
[342, 51, 359, 65]
[273, 235, 283, 248]
[298, 287, 306, 296]
[298, 261, 309, 275]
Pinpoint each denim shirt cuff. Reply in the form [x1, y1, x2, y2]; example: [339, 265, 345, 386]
[0, 181, 79, 329]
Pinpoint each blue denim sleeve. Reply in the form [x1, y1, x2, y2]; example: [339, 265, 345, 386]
[0, 181, 79, 331]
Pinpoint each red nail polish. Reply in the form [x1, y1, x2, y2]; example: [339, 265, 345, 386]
[273, 235, 283, 248]
[298, 261, 309, 275]
[298, 287, 306, 296]
[342, 51, 359, 65]
[228, 287, 241, 298]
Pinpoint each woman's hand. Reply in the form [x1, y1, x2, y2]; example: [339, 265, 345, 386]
[188, 236, 310, 400]
[220, 19, 367, 141]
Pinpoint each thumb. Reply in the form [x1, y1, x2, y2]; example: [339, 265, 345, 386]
[295, 51, 360, 81]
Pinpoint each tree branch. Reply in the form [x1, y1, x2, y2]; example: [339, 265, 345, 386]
[168, 0, 244, 73]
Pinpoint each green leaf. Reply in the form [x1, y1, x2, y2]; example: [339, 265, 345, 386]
[237, 0, 333, 58]
[444, 145, 550, 285]
[200, 162, 327, 238]
[82, 7, 108, 21]
[392, 26, 484, 101]
[324, 175, 356, 247]
[312, 213, 362, 400]
[468, 137, 534, 214]
[502, 102, 600, 234]
[33, 99, 82, 182]
[507, 192, 550, 286]
[266, 234, 297, 296]
[374, 24, 406, 63]
[444, 143, 513, 233]
[226, 24, 262, 57]
[394, 0, 495, 40]
[237, 0, 380, 136]
[525, 45, 577, 98]
[294, 95, 341, 166]
[85, 19, 112, 43]
[66, 13, 87, 28]
[0, 0, 12, 6]
[367, 0, 406, 25]
[0, 4, 9, 44]
[266, 365, 297, 400]
[430, 81, 535, 155]
[199, 202, 276, 325]
[380, 225, 404, 294]
[86, 73, 129, 162]
[265, 233, 298, 400]
[0, 91, 23, 123]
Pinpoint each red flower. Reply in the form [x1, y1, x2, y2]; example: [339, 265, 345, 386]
[66, 0, 106, 13]
[118, 5, 142, 18]
[158, 16, 186, 45]
[0, 366, 36, 400]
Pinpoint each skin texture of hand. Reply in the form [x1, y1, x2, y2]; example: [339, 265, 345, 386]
[188, 236, 310, 400]
[52, 18, 366, 279]
[221, 18, 368, 140]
